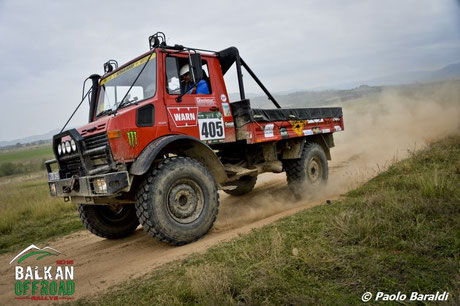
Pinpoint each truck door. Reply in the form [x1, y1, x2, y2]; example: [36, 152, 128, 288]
[163, 53, 235, 144]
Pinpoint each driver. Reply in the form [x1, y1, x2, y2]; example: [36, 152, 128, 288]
[180, 64, 210, 94]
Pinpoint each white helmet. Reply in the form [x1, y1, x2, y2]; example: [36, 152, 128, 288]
[180, 64, 190, 76]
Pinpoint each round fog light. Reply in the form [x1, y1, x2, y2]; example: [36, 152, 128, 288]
[70, 139, 77, 152]
[65, 141, 71, 153]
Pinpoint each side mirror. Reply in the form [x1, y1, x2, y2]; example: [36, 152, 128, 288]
[189, 53, 203, 82]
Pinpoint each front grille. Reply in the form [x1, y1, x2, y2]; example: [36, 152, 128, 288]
[60, 154, 81, 178]
[84, 133, 111, 171]
[57, 132, 113, 178]
[84, 133, 108, 150]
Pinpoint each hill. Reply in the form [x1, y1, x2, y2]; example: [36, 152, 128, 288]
[0, 129, 57, 149]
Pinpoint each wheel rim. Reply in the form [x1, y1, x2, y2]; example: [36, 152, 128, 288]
[167, 178, 204, 224]
[307, 157, 322, 184]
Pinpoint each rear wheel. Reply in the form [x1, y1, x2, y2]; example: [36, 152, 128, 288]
[223, 175, 257, 196]
[135, 157, 219, 246]
[283, 143, 328, 197]
[78, 204, 139, 239]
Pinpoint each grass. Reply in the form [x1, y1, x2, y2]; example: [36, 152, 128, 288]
[0, 173, 83, 254]
[0, 145, 53, 163]
[0, 145, 53, 177]
[75, 135, 460, 305]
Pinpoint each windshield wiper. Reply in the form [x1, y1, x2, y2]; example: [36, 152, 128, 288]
[96, 109, 114, 118]
[117, 97, 139, 110]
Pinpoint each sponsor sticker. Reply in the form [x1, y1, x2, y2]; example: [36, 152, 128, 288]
[225, 122, 235, 128]
[303, 129, 313, 135]
[195, 97, 216, 106]
[264, 124, 274, 138]
[220, 94, 227, 102]
[127, 131, 138, 148]
[334, 125, 342, 131]
[322, 128, 331, 133]
[289, 120, 304, 136]
[307, 119, 324, 124]
[312, 127, 321, 134]
[221, 103, 231, 117]
[280, 127, 289, 138]
[101, 53, 156, 85]
[167, 107, 198, 127]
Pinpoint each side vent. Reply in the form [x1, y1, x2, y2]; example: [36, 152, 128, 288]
[136, 104, 155, 127]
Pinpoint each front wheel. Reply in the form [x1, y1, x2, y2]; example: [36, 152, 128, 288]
[283, 143, 328, 198]
[135, 157, 219, 246]
[78, 204, 139, 239]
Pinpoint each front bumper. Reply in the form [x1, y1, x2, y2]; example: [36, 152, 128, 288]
[47, 169, 129, 198]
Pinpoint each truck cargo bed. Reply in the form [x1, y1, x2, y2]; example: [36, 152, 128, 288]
[230, 100, 344, 144]
[251, 107, 342, 122]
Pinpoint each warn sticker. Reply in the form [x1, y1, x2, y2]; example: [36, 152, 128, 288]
[167, 107, 198, 127]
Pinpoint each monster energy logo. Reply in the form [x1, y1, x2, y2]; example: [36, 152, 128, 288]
[127, 131, 138, 148]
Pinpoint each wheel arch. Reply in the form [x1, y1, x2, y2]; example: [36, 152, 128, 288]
[304, 134, 334, 160]
[129, 135, 228, 184]
[280, 133, 334, 161]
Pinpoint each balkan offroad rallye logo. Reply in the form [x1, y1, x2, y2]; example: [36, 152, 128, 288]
[9, 244, 75, 301]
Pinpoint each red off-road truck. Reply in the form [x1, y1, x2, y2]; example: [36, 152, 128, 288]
[46, 33, 343, 245]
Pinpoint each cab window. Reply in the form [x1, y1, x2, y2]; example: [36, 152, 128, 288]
[165, 56, 212, 95]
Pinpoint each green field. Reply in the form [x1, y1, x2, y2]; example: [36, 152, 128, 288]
[75, 136, 460, 305]
[0, 145, 53, 177]
[0, 145, 53, 163]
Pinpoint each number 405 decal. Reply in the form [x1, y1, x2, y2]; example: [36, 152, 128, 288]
[198, 112, 225, 141]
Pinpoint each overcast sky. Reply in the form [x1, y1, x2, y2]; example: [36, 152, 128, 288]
[0, 0, 459, 141]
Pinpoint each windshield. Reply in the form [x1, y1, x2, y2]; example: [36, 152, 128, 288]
[96, 53, 157, 117]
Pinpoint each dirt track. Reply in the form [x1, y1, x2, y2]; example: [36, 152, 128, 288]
[0, 174, 339, 303]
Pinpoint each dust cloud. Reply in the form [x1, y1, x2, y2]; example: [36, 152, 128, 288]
[330, 81, 460, 192]
[214, 81, 460, 232]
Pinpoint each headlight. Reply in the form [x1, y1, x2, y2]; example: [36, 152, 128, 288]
[70, 139, 77, 152]
[65, 141, 71, 154]
[49, 183, 57, 196]
[93, 178, 107, 194]
[57, 144, 62, 155]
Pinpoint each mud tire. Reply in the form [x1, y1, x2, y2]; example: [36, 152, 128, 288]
[78, 204, 139, 239]
[135, 157, 219, 246]
[283, 143, 328, 197]
[223, 175, 257, 196]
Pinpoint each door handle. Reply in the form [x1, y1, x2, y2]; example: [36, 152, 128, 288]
[209, 106, 219, 112]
